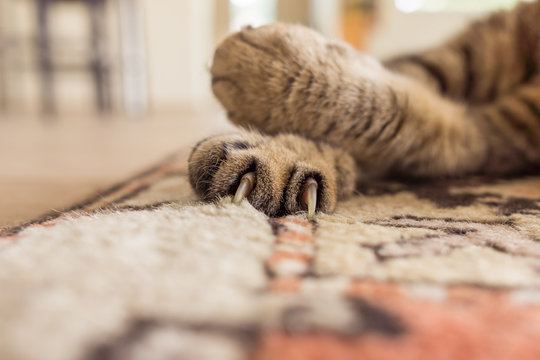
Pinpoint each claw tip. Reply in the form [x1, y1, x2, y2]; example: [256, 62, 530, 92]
[233, 172, 256, 205]
[302, 178, 318, 220]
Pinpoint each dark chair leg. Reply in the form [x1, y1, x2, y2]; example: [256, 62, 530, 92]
[89, 0, 111, 113]
[0, 51, 6, 112]
[37, 0, 55, 115]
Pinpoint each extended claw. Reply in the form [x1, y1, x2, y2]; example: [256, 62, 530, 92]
[301, 177, 318, 220]
[233, 172, 256, 204]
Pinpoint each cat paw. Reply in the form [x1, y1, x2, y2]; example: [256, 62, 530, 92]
[188, 132, 357, 218]
[210, 24, 306, 131]
[210, 23, 393, 149]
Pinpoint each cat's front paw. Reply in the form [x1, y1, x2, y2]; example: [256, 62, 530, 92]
[188, 132, 357, 218]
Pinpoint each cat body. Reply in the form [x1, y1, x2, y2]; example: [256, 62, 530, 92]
[189, 0, 540, 217]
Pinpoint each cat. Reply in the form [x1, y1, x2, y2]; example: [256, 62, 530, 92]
[188, 0, 540, 218]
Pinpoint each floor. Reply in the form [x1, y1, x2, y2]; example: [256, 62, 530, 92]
[0, 108, 233, 228]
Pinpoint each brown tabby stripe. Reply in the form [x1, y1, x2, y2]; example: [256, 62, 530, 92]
[486, 47, 503, 102]
[366, 90, 401, 145]
[499, 99, 540, 147]
[519, 94, 540, 120]
[353, 94, 377, 139]
[487, 106, 535, 166]
[460, 44, 476, 101]
[402, 55, 448, 94]
[386, 109, 407, 145]
[479, 110, 529, 170]
[238, 31, 274, 56]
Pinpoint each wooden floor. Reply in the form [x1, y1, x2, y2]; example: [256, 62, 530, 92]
[0, 108, 233, 228]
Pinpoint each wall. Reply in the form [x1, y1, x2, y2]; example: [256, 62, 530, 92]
[142, 0, 217, 112]
[367, 0, 485, 59]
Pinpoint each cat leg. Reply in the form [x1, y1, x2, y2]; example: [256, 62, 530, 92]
[188, 132, 356, 217]
[194, 3, 540, 213]
[383, 1, 540, 173]
[211, 23, 389, 138]
[193, 24, 362, 216]
[210, 22, 540, 178]
[385, 0, 539, 102]
[210, 23, 490, 178]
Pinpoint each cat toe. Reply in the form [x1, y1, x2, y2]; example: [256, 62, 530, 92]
[188, 132, 291, 216]
[188, 132, 356, 218]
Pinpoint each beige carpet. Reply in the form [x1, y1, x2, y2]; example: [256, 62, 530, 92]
[1, 151, 539, 360]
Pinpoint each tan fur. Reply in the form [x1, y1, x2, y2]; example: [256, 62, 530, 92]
[190, 0, 540, 216]
[188, 132, 356, 216]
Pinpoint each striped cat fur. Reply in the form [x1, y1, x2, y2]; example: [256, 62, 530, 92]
[189, 0, 540, 217]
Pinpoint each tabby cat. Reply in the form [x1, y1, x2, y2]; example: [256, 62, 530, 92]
[188, 0, 540, 218]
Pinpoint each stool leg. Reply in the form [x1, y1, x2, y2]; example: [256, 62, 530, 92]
[37, 0, 55, 115]
[89, 0, 110, 113]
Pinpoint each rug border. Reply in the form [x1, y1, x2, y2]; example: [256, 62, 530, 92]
[0, 151, 187, 237]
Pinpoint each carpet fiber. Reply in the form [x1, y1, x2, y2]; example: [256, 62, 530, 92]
[1, 151, 540, 360]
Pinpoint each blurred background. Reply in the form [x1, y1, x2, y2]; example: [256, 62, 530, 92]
[0, 0, 528, 226]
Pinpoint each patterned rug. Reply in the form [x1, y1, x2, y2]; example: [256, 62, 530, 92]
[1, 150, 540, 360]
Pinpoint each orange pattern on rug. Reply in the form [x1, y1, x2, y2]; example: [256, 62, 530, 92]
[1, 151, 540, 360]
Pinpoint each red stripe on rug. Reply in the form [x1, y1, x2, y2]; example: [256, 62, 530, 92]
[256, 279, 540, 359]
[1, 151, 188, 240]
[266, 217, 315, 285]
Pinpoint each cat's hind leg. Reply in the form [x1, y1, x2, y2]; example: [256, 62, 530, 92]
[210, 21, 540, 179]
[211, 23, 388, 139]
[209, 23, 489, 179]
